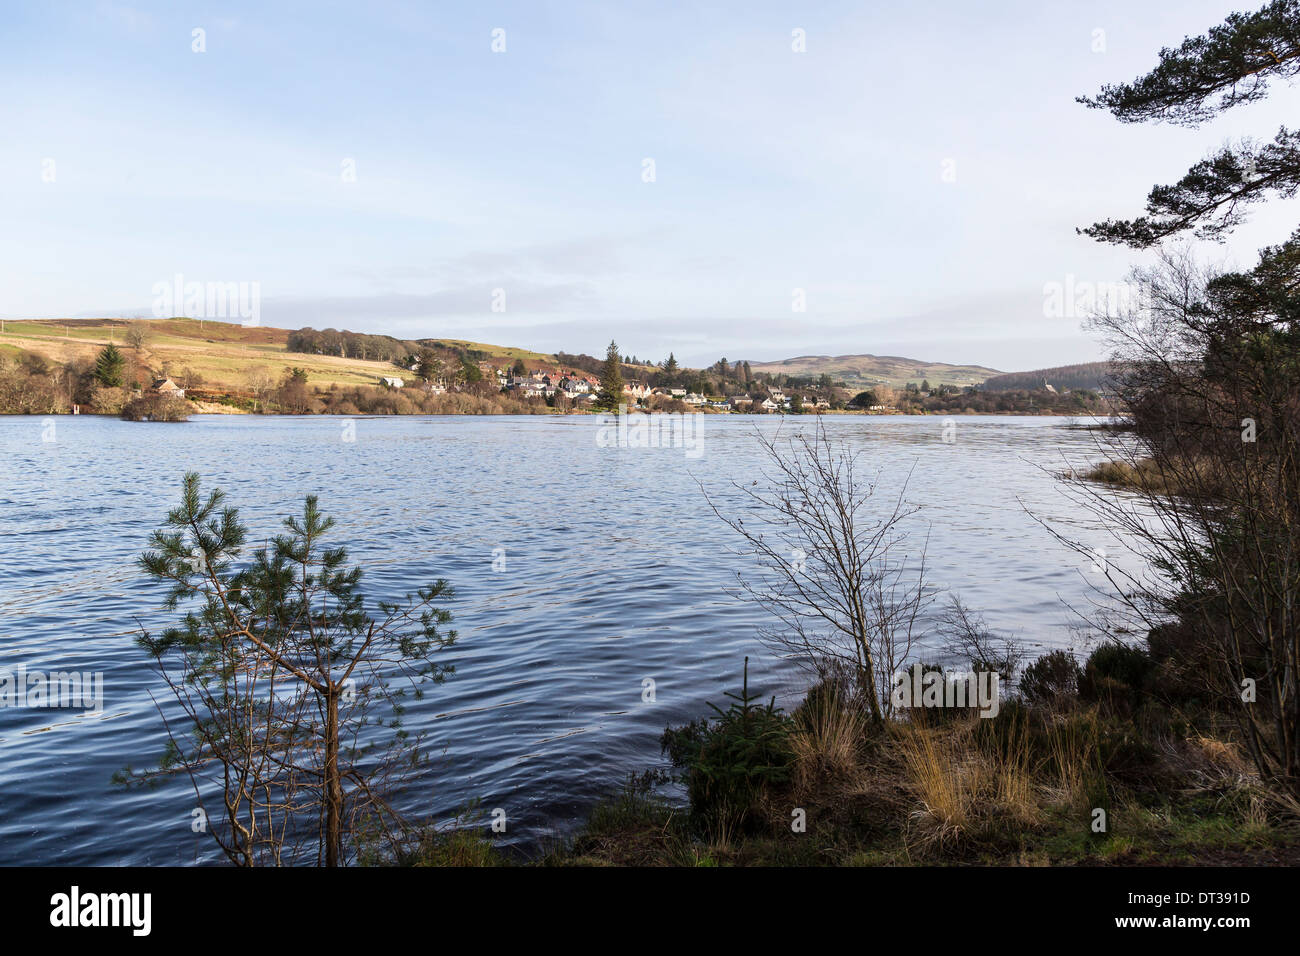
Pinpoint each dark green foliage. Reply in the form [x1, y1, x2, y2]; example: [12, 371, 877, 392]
[1079, 642, 1155, 714]
[596, 339, 624, 410]
[288, 327, 414, 362]
[1083, 130, 1300, 247]
[795, 677, 854, 723]
[1078, 1, 1300, 125]
[898, 662, 977, 724]
[661, 658, 795, 831]
[1080, 0, 1300, 246]
[1079, 37, 1300, 786]
[981, 362, 1112, 392]
[94, 343, 126, 387]
[1019, 650, 1082, 705]
[126, 473, 458, 865]
[460, 358, 483, 383]
[970, 697, 1034, 761]
[1145, 620, 1217, 708]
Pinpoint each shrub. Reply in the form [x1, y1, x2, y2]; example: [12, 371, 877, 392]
[389, 805, 506, 867]
[90, 384, 131, 414]
[1079, 642, 1154, 713]
[120, 394, 193, 421]
[1084, 642, 1153, 689]
[1145, 620, 1217, 709]
[1019, 650, 1081, 705]
[661, 658, 795, 832]
[897, 662, 980, 723]
[123, 474, 458, 865]
[938, 595, 1024, 684]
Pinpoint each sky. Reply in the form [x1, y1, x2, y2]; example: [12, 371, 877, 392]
[2, 0, 1298, 372]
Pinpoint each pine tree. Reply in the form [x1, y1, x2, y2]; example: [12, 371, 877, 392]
[663, 352, 679, 374]
[95, 343, 126, 388]
[417, 347, 443, 382]
[598, 340, 624, 410]
[1080, 1, 1300, 247]
[460, 359, 483, 384]
[125, 474, 457, 865]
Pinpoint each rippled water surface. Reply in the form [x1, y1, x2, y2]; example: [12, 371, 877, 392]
[0, 414, 1129, 864]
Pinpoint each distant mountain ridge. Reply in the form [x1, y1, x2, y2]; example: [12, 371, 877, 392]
[746, 353, 1002, 390]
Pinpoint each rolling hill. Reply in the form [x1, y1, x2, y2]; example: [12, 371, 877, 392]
[0, 317, 553, 391]
[746, 353, 1002, 390]
[5, 318, 1089, 400]
[979, 362, 1113, 392]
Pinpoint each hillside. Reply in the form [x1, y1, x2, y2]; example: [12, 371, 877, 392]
[981, 361, 1113, 392]
[0, 317, 553, 392]
[746, 353, 1001, 390]
[2, 317, 1094, 412]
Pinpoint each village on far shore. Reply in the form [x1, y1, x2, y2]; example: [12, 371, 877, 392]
[0, 318, 1112, 418]
[381, 359, 837, 414]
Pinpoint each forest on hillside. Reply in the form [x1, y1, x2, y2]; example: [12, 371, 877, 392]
[981, 362, 1113, 392]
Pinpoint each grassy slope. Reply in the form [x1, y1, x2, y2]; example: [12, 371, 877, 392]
[747, 353, 1002, 390]
[0, 318, 556, 390]
[3, 318, 1009, 394]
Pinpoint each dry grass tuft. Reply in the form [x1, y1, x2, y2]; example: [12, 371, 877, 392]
[893, 712, 1046, 852]
[1042, 713, 1107, 814]
[790, 691, 868, 794]
[897, 724, 981, 847]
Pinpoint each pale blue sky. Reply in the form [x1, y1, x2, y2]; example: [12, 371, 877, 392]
[2, 0, 1297, 370]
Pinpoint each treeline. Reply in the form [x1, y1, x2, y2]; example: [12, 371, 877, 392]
[981, 362, 1112, 392]
[911, 387, 1105, 414]
[848, 382, 1107, 414]
[554, 351, 607, 376]
[287, 328, 505, 376]
[287, 328, 416, 363]
[248, 367, 551, 416]
[0, 345, 169, 415]
[315, 384, 553, 416]
[0, 343, 210, 421]
[653, 356, 845, 398]
[0, 350, 84, 413]
[419, 340, 491, 363]
[566, 348, 849, 403]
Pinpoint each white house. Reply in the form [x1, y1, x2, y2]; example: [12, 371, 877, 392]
[151, 378, 185, 399]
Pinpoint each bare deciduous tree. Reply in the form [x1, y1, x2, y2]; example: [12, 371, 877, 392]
[124, 321, 150, 352]
[1051, 245, 1300, 794]
[247, 370, 276, 413]
[702, 421, 931, 726]
[937, 595, 1024, 685]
